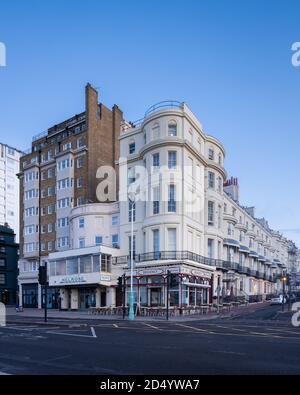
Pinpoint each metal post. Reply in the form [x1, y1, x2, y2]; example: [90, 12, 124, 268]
[122, 274, 126, 320]
[288, 275, 291, 312]
[44, 262, 48, 323]
[217, 275, 221, 314]
[166, 271, 170, 321]
[282, 276, 286, 312]
[128, 197, 135, 321]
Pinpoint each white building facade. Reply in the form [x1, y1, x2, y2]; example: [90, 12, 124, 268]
[19, 202, 123, 310]
[17, 101, 300, 311]
[47, 202, 122, 310]
[0, 143, 22, 241]
[116, 102, 228, 308]
[114, 101, 297, 309]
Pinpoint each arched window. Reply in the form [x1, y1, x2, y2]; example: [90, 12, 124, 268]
[168, 121, 177, 137]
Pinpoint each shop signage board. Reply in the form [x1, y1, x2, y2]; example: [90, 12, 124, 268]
[49, 273, 107, 286]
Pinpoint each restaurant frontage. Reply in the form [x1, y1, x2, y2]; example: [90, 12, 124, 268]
[124, 263, 214, 310]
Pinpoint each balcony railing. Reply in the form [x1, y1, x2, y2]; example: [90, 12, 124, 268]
[32, 130, 48, 142]
[144, 101, 183, 118]
[112, 251, 277, 282]
[114, 251, 219, 267]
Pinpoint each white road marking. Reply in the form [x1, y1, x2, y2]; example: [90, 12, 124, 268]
[176, 324, 215, 334]
[1, 327, 36, 332]
[113, 324, 119, 328]
[264, 327, 300, 336]
[216, 325, 247, 332]
[4, 326, 60, 331]
[7, 325, 38, 329]
[91, 327, 97, 338]
[46, 331, 95, 338]
[143, 323, 160, 330]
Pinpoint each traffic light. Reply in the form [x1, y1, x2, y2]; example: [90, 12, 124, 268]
[117, 276, 123, 291]
[168, 272, 177, 288]
[38, 265, 47, 286]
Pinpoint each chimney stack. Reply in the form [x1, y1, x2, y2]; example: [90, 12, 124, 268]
[224, 177, 240, 203]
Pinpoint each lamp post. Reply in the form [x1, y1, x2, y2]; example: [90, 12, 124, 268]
[128, 192, 135, 321]
[282, 274, 287, 312]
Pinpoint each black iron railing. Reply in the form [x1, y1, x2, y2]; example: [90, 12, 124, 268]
[114, 251, 219, 267]
[113, 251, 278, 282]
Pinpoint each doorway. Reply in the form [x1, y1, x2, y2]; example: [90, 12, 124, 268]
[150, 288, 162, 306]
[79, 288, 96, 309]
[101, 291, 106, 307]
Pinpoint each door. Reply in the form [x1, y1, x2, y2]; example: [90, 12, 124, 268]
[79, 293, 85, 310]
[101, 291, 106, 307]
[150, 288, 161, 306]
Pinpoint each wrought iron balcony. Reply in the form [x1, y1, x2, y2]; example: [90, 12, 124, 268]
[113, 251, 218, 267]
[112, 251, 279, 283]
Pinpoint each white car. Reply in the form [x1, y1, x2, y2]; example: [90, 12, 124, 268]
[270, 295, 286, 305]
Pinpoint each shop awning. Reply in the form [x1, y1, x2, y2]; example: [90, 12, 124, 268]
[239, 245, 250, 253]
[223, 239, 240, 247]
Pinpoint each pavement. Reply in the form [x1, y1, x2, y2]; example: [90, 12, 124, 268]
[5, 301, 272, 324]
[0, 304, 299, 375]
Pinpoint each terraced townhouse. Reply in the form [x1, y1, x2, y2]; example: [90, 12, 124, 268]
[17, 93, 300, 311]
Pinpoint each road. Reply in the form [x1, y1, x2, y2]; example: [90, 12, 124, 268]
[0, 304, 299, 375]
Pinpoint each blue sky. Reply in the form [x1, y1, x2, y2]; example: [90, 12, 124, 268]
[0, 0, 300, 245]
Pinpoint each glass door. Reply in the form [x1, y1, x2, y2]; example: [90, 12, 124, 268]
[150, 288, 161, 306]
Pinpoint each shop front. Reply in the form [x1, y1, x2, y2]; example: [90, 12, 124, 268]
[55, 285, 112, 310]
[124, 264, 213, 309]
[22, 283, 38, 308]
[42, 288, 60, 309]
[48, 248, 121, 310]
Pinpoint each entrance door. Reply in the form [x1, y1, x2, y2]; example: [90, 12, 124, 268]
[22, 284, 38, 308]
[79, 289, 96, 309]
[150, 288, 161, 306]
[101, 291, 106, 307]
[79, 293, 85, 310]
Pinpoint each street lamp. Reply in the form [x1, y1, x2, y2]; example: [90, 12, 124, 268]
[282, 274, 287, 312]
[128, 191, 135, 321]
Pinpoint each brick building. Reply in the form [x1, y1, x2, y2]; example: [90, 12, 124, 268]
[18, 83, 123, 308]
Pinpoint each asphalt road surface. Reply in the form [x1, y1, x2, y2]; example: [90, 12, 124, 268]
[0, 304, 299, 375]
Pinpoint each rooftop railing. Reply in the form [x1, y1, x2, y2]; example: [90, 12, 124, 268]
[32, 130, 48, 142]
[122, 101, 184, 132]
[144, 100, 183, 118]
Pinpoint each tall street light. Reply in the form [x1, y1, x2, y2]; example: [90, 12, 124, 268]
[282, 274, 287, 312]
[128, 191, 135, 321]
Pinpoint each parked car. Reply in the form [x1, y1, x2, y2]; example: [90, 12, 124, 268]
[270, 295, 286, 305]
